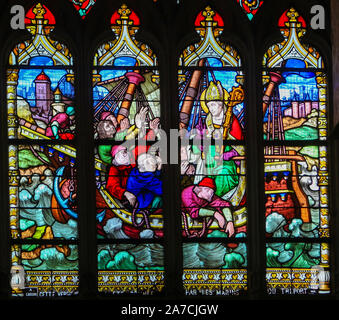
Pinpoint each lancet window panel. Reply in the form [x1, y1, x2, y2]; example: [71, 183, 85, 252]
[92, 4, 164, 296]
[179, 6, 247, 296]
[263, 8, 330, 296]
[7, 3, 79, 297]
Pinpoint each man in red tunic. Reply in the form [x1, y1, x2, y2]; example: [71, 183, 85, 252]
[106, 145, 136, 207]
[96, 145, 136, 237]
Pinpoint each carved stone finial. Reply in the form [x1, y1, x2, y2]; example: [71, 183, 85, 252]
[118, 4, 131, 20]
[286, 8, 299, 23]
[32, 3, 46, 20]
[202, 6, 215, 22]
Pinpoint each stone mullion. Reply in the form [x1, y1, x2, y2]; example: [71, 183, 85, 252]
[7, 70, 20, 244]
[318, 145, 330, 293]
[315, 74, 330, 293]
[318, 146, 329, 237]
[7, 70, 23, 297]
[316, 74, 328, 140]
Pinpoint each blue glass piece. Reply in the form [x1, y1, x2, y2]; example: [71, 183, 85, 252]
[29, 56, 54, 66]
[58, 75, 75, 99]
[113, 56, 137, 67]
[93, 85, 109, 102]
[285, 59, 306, 69]
[206, 58, 223, 68]
[279, 73, 318, 102]
[99, 69, 132, 81]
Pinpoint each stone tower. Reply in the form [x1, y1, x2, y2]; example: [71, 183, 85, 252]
[34, 70, 52, 121]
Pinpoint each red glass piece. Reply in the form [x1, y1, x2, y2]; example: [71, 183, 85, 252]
[25, 4, 56, 25]
[278, 9, 307, 28]
[110, 8, 140, 26]
[194, 10, 224, 27]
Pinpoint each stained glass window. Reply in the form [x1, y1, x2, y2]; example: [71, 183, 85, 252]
[178, 6, 247, 296]
[4, 0, 335, 301]
[8, 3, 78, 297]
[69, 0, 97, 19]
[93, 4, 164, 295]
[263, 8, 330, 295]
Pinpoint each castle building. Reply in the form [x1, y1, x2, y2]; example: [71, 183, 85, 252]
[284, 92, 319, 119]
[33, 70, 53, 122]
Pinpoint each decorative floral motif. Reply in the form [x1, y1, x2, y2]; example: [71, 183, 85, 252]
[237, 0, 264, 20]
[70, 0, 97, 19]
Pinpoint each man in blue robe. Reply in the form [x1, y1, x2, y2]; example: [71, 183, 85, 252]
[126, 153, 162, 212]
